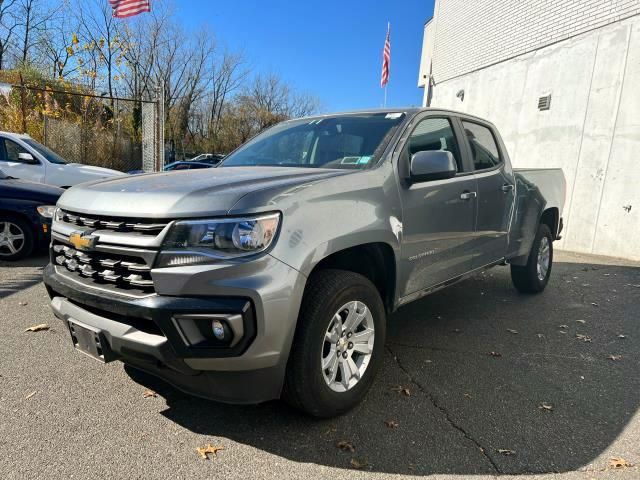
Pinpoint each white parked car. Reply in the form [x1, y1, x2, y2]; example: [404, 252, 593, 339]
[0, 131, 125, 188]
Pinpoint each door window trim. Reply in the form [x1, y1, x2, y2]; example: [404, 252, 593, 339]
[459, 119, 504, 173]
[398, 114, 470, 179]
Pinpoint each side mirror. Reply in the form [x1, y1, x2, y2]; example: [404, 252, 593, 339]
[17, 152, 37, 164]
[409, 150, 457, 183]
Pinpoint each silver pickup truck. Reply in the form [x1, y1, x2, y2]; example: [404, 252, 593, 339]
[44, 109, 565, 417]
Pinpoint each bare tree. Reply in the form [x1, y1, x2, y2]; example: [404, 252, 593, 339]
[17, 0, 58, 64]
[37, 13, 81, 79]
[0, 0, 19, 69]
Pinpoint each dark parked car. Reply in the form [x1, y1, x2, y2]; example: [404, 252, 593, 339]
[190, 153, 225, 166]
[0, 169, 62, 260]
[163, 161, 213, 171]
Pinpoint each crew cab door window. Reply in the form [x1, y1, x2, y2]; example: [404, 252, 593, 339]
[407, 117, 462, 172]
[462, 121, 501, 171]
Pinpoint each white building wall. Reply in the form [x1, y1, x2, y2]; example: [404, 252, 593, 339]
[424, 0, 640, 85]
[428, 16, 640, 260]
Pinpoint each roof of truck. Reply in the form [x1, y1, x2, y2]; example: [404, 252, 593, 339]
[295, 107, 495, 126]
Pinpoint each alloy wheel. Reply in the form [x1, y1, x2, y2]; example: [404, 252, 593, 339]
[321, 300, 375, 393]
[0, 221, 26, 257]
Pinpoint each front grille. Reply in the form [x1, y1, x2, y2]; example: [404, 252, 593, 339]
[58, 209, 168, 235]
[52, 240, 155, 296]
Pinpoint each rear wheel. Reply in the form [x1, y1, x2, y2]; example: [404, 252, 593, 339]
[0, 216, 34, 261]
[283, 269, 386, 417]
[511, 223, 553, 293]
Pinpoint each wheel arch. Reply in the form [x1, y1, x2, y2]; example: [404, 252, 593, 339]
[305, 242, 397, 315]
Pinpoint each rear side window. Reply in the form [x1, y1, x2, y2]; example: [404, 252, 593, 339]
[407, 117, 462, 171]
[462, 121, 501, 170]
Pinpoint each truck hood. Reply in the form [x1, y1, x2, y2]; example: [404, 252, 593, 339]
[57, 166, 351, 217]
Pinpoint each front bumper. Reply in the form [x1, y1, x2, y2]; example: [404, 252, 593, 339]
[43, 255, 306, 404]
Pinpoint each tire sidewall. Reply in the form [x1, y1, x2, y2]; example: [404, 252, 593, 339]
[530, 224, 553, 290]
[297, 273, 386, 416]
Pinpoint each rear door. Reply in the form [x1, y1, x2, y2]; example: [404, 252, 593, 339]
[397, 114, 478, 298]
[0, 137, 45, 183]
[458, 119, 515, 268]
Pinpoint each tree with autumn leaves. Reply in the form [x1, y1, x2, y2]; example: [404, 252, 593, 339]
[0, 0, 320, 162]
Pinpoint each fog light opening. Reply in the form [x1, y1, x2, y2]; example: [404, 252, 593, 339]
[212, 320, 226, 341]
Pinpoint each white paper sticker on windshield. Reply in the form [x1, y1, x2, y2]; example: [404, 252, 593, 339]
[385, 113, 403, 119]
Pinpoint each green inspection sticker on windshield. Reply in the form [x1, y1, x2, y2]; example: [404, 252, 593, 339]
[358, 156, 373, 165]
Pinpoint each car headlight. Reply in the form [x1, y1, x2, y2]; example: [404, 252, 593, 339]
[156, 213, 281, 267]
[37, 205, 56, 218]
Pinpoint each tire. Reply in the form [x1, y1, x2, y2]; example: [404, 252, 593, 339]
[0, 215, 34, 261]
[283, 269, 386, 417]
[511, 223, 553, 294]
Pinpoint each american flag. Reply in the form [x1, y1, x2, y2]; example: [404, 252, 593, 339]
[108, 0, 151, 18]
[380, 23, 391, 88]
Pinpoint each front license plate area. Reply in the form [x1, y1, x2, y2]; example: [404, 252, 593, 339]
[67, 320, 114, 363]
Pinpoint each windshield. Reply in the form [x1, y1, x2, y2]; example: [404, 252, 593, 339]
[221, 112, 405, 170]
[23, 138, 67, 164]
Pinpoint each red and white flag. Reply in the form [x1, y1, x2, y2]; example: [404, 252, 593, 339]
[108, 0, 151, 18]
[380, 23, 391, 88]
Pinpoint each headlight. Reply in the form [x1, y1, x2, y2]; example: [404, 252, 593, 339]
[37, 205, 56, 218]
[156, 213, 280, 267]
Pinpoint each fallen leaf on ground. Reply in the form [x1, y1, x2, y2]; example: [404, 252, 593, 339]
[536, 333, 545, 338]
[497, 449, 516, 456]
[336, 441, 355, 453]
[196, 444, 224, 460]
[575, 319, 586, 324]
[608, 355, 622, 361]
[464, 393, 473, 399]
[142, 390, 157, 398]
[609, 457, 633, 469]
[18, 302, 28, 306]
[507, 329, 518, 334]
[350, 458, 367, 469]
[324, 425, 337, 435]
[591, 302, 599, 307]
[384, 420, 399, 429]
[24, 324, 49, 332]
[618, 334, 627, 339]
[488, 351, 502, 357]
[25, 391, 36, 400]
[391, 385, 411, 396]
[559, 324, 569, 329]
[576, 333, 592, 343]
[538, 402, 553, 412]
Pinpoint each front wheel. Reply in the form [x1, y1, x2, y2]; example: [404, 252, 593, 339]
[510, 223, 553, 293]
[283, 269, 386, 417]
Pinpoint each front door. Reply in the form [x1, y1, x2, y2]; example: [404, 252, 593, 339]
[0, 137, 45, 183]
[397, 115, 477, 298]
[459, 120, 515, 268]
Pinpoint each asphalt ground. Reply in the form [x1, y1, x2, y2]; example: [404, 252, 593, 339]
[0, 251, 639, 480]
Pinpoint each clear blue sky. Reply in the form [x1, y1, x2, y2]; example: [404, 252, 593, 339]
[173, 0, 434, 112]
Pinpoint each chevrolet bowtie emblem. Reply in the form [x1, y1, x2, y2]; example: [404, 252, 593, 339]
[68, 231, 98, 251]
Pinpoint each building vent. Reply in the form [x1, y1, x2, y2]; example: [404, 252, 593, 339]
[538, 94, 551, 111]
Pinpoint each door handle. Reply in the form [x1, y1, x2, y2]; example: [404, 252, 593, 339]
[460, 191, 477, 200]
[501, 184, 514, 192]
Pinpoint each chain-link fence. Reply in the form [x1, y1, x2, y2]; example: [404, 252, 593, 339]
[0, 78, 162, 173]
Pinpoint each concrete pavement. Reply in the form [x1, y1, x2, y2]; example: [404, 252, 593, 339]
[0, 251, 638, 479]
